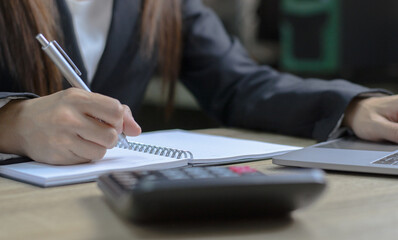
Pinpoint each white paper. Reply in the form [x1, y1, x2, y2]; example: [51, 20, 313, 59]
[128, 130, 301, 164]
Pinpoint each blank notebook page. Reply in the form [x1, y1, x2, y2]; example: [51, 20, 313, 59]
[128, 130, 301, 164]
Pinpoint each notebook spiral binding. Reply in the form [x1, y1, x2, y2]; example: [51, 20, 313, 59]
[117, 141, 194, 160]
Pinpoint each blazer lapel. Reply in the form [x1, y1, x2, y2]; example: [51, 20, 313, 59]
[56, 0, 88, 86]
[90, 0, 141, 91]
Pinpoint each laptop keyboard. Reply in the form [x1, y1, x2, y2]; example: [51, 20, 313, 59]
[372, 152, 398, 165]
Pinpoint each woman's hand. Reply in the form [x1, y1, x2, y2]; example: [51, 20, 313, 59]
[343, 95, 398, 143]
[0, 88, 141, 165]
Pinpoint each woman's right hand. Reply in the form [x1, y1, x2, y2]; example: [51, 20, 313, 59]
[0, 88, 141, 165]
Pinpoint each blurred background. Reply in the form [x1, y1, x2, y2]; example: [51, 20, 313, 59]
[137, 0, 398, 132]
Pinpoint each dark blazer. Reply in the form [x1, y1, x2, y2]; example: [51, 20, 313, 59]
[0, 0, 386, 141]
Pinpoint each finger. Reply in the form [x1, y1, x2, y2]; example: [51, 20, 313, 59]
[67, 150, 93, 165]
[70, 135, 108, 161]
[374, 117, 398, 144]
[81, 93, 124, 129]
[62, 89, 124, 128]
[41, 148, 91, 166]
[122, 105, 141, 136]
[73, 115, 119, 149]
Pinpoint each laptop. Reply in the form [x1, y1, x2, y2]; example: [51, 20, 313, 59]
[273, 136, 398, 175]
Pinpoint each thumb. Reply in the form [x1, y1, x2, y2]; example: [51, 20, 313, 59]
[122, 105, 141, 136]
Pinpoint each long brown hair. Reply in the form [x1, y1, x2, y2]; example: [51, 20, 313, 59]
[142, 0, 182, 115]
[0, 0, 182, 111]
[0, 1, 62, 95]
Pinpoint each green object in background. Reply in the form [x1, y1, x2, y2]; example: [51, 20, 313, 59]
[280, 0, 340, 74]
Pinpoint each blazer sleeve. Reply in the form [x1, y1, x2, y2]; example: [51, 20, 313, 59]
[0, 92, 38, 100]
[179, 0, 389, 141]
[0, 92, 38, 161]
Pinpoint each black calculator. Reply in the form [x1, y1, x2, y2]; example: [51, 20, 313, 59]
[97, 166, 326, 222]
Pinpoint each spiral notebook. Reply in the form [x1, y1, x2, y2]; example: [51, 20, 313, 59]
[0, 129, 301, 187]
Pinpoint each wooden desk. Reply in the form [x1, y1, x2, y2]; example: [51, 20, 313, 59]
[1, 128, 398, 240]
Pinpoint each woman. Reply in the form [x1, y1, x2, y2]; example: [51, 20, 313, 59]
[0, 0, 396, 165]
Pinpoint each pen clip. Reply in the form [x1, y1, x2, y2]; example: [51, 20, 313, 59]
[53, 41, 82, 76]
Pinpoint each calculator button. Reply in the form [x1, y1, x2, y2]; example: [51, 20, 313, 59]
[240, 171, 264, 177]
[207, 167, 239, 177]
[112, 174, 137, 188]
[167, 174, 190, 180]
[160, 169, 190, 180]
[132, 171, 150, 179]
[205, 167, 224, 172]
[184, 168, 215, 178]
[228, 166, 258, 174]
[184, 168, 207, 174]
[143, 175, 158, 181]
[216, 171, 239, 177]
[189, 172, 215, 179]
[207, 167, 231, 173]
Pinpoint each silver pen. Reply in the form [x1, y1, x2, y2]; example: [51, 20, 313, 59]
[36, 33, 130, 148]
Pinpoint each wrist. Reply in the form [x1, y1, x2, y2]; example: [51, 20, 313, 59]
[342, 96, 372, 128]
[0, 100, 28, 155]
